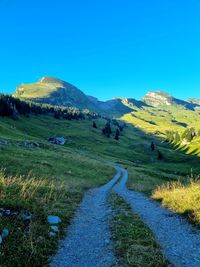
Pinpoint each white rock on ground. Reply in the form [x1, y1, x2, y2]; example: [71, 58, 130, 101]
[48, 215, 61, 224]
[50, 226, 59, 232]
[50, 167, 121, 267]
[1, 228, 9, 239]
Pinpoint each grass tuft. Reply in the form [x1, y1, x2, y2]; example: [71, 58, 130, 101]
[0, 170, 80, 267]
[152, 178, 200, 227]
[110, 194, 169, 267]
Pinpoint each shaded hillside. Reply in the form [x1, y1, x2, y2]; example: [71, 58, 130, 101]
[14, 76, 98, 111]
[1, 108, 200, 265]
[13, 77, 144, 116]
[13, 78, 200, 153]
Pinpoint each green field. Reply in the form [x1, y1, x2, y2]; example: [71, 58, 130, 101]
[0, 114, 200, 266]
[121, 104, 200, 156]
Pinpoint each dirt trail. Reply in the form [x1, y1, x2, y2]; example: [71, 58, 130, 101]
[50, 167, 121, 267]
[113, 168, 200, 267]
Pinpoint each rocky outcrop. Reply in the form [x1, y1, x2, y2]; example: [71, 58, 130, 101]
[143, 91, 199, 110]
[48, 137, 66, 145]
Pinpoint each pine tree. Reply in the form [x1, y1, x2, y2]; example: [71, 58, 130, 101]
[54, 111, 61, 119]
[114, 128, 120, 140]
[102, 122, 112, 137]
[157, 150, 163, 160]
[93, 121, 97, 128]
[151, 141, 155, 151]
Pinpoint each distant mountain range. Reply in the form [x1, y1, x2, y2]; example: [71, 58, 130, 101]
[13, 76, 200, 117]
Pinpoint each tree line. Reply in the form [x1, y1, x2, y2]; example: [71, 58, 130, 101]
[0, 94, 98, 120]
[165, 127, 200, 144]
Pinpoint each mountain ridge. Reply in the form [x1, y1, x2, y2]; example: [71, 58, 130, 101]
[13, 76, 200, 116]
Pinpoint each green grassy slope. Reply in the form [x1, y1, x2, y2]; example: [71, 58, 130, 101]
[0, 114, 200, 265]
[121, 104, 200, 155]
[14, 77, 77, 99]
[0, 116, 115, 266]
[1, 114, 200, 191]
[13, 76, 99, 111]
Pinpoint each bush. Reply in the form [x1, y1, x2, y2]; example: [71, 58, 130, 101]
[102, 122, 112, 137]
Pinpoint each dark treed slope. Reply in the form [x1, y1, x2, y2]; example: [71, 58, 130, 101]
[13, 76, 143, 116]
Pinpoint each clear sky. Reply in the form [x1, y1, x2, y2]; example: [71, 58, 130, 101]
[0, 0, 200, 100]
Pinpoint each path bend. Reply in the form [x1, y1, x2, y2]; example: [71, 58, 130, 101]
[50, 166, 121, 267]
[113, 168, 200, 267]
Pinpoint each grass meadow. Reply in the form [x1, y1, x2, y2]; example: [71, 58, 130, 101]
[0, 114, 200, 265]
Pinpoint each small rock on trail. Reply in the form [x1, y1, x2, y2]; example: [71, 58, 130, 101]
[50, 167, 121, 267]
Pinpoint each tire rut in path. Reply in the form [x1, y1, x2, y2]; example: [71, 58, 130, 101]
[50, 167, 121, 267]
[113, 168, 200, 267]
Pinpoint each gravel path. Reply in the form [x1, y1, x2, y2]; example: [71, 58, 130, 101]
[50, 166, 121, 267]
[113, 168, 200, 267]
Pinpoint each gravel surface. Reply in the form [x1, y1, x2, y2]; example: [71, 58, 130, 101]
[113, 168, 200, 267]
[50, 166, 121, 267]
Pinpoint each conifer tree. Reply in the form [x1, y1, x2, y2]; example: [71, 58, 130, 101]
[102, 122, 112, 137]
[157, 150, 163, 160]
[114, 128, 120, 140]
[93, 121, 97, 128]
[151, 141, 155, 151]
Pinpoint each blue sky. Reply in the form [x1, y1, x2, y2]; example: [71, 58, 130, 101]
[0, 0, 200, 100]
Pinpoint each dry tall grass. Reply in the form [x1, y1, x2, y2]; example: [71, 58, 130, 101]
[152, 178, 200, 225]
[0, 170, 77, 266]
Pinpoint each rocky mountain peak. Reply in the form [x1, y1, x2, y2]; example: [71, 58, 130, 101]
[13, 76, 200, 115]
[142, 91, 172, 106]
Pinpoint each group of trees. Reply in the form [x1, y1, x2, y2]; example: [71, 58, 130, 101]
[166, 127, 200, 144]
[92, 119, 125, 140]
[102, 122, 112, 137]
[0, 94, 98, 120]
[101, 120, 125, 140]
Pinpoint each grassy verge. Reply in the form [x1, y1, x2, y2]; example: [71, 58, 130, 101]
[110, 194, 169, 267]
[0, 161, 114, 266]
[0, 170, 80, 267]
[0, 116, 115, 266]
[152, 178, 200, 228]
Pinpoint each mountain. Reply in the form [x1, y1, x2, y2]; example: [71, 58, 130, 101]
[142, 91, 173, 106]
[121, 90, 200, 142]
[142, 91, 199, 110]
[14, 76, 98, 111]
[13, 77, 200, 120]
[14, 76, 142, 116]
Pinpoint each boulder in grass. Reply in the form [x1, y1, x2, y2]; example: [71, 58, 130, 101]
[48, 137, 65, 145]
[47, 215, 61, 224]
[50, 225, 59, 232]
[1, 228, 9, 239]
